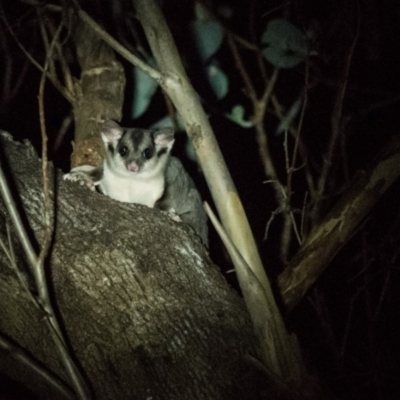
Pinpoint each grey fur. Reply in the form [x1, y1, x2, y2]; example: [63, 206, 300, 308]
[157, 157, 208, 246]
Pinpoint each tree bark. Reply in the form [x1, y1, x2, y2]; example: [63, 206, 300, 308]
[71, 18, 126, 168]
[0, 132, 261, 400]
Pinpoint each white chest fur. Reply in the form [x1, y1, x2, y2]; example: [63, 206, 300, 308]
[100, 165, 165, 207]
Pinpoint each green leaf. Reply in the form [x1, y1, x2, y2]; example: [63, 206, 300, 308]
[206, 62, 228, 99]
[131, 65, 159, 119]
[226, 105, 253, 128]
[261, 19, 309, 69]
[185, 137, 197, 163]
[150, 114, 185, 132]
[191, 18, 223, 64]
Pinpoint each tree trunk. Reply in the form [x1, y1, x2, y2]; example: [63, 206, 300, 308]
[0, 132, 262, 399]
[71, 18, 126, 168]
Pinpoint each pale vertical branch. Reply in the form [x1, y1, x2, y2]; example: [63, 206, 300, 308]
[130, 1, 266, 295]
[37, 9, 56, 78]
[131, 0, 305, 381]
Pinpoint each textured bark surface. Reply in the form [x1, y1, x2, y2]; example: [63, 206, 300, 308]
[0, 132, 261, 400]
[71, 19, 126, 168]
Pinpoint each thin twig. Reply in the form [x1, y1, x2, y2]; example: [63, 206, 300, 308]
[279, 63, 310, 250]
[37, 12, 57, 302]
[260, 68, 279, 109]
[0, 2, 73, 102]
[36, 13, 92, 400]
[229, 31, 290, 259]
[264, 206, 283, 241]
[71, 1, 162, 82]
[287, 62, 309, 198]
[227, 31, 282, 201]
[248, 0, 268, 83]
[52, 113, 73, 152]
[0, 224, 38, 305]
[270, 94, 317, 200]
[373, 267, 391, 321]
[0, 163, 38, 272]
[340, 287, 361, 358]
[0, 332, 75, 400]
[43, 11, 75, 95]
[38, 9, 56, 78]
[300, 191, 308, 240]
[18, 0, 62, 12]
[315, 21, 360, 219]
[226, 32, 257, 103]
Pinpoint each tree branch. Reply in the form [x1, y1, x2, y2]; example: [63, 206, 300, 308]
[279, 136, 400, 310]
[131, 0, 306, 383]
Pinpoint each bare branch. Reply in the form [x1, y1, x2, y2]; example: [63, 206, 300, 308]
[131, 0, 309, 384]
[72, 2, 161, 82]
[37, 15, 93, 399]
[279, 137, 400, 310]
[314, 22, 360, 220]
[0, 2, 73, 102]
[205, 202, 302, 379]
[0, 332, 75, 400]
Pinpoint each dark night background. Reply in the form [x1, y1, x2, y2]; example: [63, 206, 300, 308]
[1, 0, 400, 399]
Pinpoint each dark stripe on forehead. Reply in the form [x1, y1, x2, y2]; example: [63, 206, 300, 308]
[132, 129, 145, 149]
[119, 129, 146, 151]
[157, 147, 168, 158]
[107, 143, 115, 155]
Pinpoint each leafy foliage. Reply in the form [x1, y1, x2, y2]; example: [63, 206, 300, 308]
[205, 61, 228, 100]
[131, 62, 159, 118]
[190, 17, 223, 63]
[261, 19, 309, 68]
[226, 105, 253, 128]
